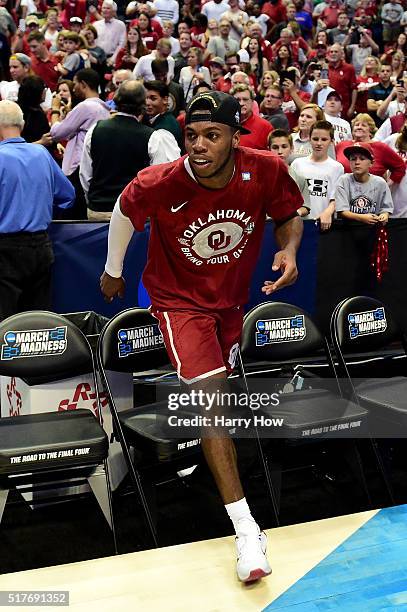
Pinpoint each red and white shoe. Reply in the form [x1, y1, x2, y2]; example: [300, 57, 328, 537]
[235, 521, 272, 583]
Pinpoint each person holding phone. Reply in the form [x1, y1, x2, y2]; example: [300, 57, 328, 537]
[367, 64, 394, 126]
[342, 27, 379, 76]
[377, 73, 407, 121]
[310, 64, 336, 107]
[179, 47, 211, 103]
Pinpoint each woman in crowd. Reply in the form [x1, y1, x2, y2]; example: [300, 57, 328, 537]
[313, 30, 329, 49]
[247, 37, 268, 86]
[181, 0, 199, 21]
[17, 75, 50, 143]
[115, 25, 148, 70]
[384, 121, 407, 217]
[291, 103, 325, 160]
[200, 18, 218, 47]
[42, 8, 60, 51]
[381, 32, 407, 63]
[389, 51, 406, 82]
[336, 113, 406, 183]
[82, 25, 106, 70]
[356, 56, 381, 113]
[55, 79, 73, 115]
[256, 69, 279, 102]
[272, 44, 294, 73]
[179, 47, 211, 103]
[53, 0, 70, 29]
[137, 13, 159, 51]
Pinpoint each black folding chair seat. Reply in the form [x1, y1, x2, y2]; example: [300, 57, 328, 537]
[354, 378, 407, 426]
[257, 388, 368, 438]
[0, 410, 108, 477]
[120, 404, 200, 463]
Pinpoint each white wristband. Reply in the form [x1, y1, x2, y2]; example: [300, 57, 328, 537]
[104, 197, 135, 278]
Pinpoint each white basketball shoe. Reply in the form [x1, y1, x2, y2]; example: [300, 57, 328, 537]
[235, 519, 272, 583]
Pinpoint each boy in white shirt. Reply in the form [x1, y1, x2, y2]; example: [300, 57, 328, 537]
[290, 120, 344, 229]
[323, 90, 352, 143]
[268, 129, 310, 218]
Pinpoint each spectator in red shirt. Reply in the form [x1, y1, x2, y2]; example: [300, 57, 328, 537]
[261, 0, 287, 27]
[232, 82, 273, 149]
[210, 56, 229, 91]
[271, 28, 305, 66]
[280, 66, 311, 130]
[27, 31, 59, 91]
[115, 25, 149, 71]
[64, 0, 87, 23]
[355, 55, 381, 113]
[11, 15, 41, 56]
[136, 13, 159, 51]
[131, 4, 163, 38]
[336, 112, 405, 183]
[320, 0, 342, 30]
[327, 43, 357, 118]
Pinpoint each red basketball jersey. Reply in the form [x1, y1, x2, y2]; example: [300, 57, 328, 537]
[121, 147, 303, 311]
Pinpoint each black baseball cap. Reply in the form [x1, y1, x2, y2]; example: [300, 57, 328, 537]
[185, 91, 250, 134]
[326, 89, 342, 102]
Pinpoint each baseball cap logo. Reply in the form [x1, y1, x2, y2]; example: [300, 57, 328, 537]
[190, 93, 219, 110]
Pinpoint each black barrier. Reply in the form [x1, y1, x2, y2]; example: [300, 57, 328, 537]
[315, 219, 407, 334]
[48, 219, 407, 335]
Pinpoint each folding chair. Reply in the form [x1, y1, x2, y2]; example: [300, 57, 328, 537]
[331, 295, 407, 499]
[240, 301, 373, 524]
[0, 311, 116, 554]
[97, 308, 202, 548]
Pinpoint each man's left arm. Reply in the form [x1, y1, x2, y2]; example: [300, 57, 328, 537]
[262, 216, 303, 295]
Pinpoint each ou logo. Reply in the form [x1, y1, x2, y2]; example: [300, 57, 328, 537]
[208, 230, 231, 251]
[192, 222, 244, 259]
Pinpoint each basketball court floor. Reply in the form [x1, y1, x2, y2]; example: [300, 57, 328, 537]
[1, 504, 406, 611]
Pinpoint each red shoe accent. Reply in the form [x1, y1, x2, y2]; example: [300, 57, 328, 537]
[243, 568, 271, 583]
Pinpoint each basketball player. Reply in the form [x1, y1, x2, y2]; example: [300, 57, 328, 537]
[100, 91, 304, 583]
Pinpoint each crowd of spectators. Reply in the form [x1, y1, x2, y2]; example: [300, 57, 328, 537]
[1, 0, 407, 225]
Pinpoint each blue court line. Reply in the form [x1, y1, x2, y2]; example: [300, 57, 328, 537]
[263, 505, 407, 612]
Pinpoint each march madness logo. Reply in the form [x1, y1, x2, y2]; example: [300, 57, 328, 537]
[118, 325, 164, 357]
[1, 327, 67, 360]
[256, 316, 306, 345]
[348, 308, 387, 339]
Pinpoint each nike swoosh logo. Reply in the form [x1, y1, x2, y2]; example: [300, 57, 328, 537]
[171, 201, 188, 213]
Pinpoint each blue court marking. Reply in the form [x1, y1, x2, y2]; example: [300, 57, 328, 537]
[263, 505, 407, 612]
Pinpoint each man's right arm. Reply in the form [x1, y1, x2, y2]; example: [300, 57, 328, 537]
[100, 198, 135, 301]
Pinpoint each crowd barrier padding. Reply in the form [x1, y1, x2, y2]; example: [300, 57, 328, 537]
[50, 219, 407, 333]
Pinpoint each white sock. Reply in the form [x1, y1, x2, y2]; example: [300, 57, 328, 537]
[225, 498, 258, 536]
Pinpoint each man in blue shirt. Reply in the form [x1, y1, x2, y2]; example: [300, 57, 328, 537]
[0, 100, 75, 321]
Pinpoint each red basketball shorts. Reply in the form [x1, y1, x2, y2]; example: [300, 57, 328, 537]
[151, 307, 244, 384]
